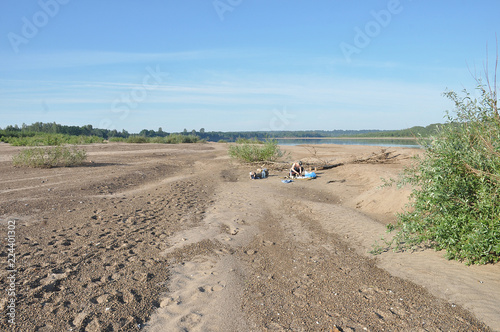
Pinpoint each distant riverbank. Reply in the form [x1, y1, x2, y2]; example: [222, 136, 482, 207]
[276, 137, 421, 148]
[276, 136, 418, 140]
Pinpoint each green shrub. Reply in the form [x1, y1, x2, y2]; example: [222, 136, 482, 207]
[163, 134, 200, 144]
[163, 134, 183, 144]
[149, 136, 165, 143]
[228, 139, 284, 163]
[12, 145, 87, 168]
[388, 84, 500, 264]
[122, 134, 201, 144]
[3, 133, 104, 146]
[126, 136, 149, 143]
[68, 135, 105, 145]
[108, 137, 126, 142]
[235, 137, 263, 144]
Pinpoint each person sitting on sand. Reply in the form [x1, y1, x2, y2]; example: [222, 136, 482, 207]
[290, 161, 304, 178]
[250, 168, 269, 179]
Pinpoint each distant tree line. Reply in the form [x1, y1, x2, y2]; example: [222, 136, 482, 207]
[0, 122, 441, 142]
[1, 122, 130, 139]
[350, 123, 442, 138]
[197, 129, 388, 142]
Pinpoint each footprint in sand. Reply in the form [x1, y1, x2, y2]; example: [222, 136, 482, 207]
[179, 312, 203, 328]
[146, 257, 229, 331]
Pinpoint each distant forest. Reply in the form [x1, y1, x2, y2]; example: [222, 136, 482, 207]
[349, 123, 443, 138]
[0, 122, 442, 142]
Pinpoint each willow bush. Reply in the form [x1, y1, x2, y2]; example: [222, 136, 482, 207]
[228, 139, 284, 163]
[109, 134, 201, 144]
[388, 83, 500, 264]
[4, 133, 104, 146]
[12, 145, 87, 168]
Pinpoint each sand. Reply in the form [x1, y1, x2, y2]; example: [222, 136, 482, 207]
[0, 142, 498, 331]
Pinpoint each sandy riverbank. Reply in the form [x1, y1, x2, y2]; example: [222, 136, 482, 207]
[0, 142, 498, 331]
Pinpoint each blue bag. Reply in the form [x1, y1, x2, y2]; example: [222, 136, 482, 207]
[304, 172, 316, 179]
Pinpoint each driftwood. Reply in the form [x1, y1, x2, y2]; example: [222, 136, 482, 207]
[353, 149, 401, 164]
[326, 179, 346, 184]
[314, 163, 344, 170]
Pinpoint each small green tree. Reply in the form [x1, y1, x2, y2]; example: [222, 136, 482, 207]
[388, 81, 500, 264]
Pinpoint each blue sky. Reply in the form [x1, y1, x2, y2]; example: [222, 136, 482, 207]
[0, 1, 498, 133]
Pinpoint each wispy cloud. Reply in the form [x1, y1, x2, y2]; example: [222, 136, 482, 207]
[0, 48, 266, 71]
[0, 71, 447, 112]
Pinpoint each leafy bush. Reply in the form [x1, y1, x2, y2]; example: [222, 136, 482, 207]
[235, 137, 263, 144]
[149, 136, 165, 143]
[2, 133, 104, 146]
[228, 139, 284, 163]
[68, 135, 104, 145]
[389, 84, 500, 264]
[108, 137, 126, 142]
[122, 134, 201, 144]
[126, 136, 149, 143]
[12, 145, 87, 168]
[163, 134, 200, 144]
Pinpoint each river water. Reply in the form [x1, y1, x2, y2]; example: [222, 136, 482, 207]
[276, 138, 421, 148]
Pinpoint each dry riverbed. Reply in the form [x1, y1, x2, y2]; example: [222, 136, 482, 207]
[0, 142, 498, 331]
